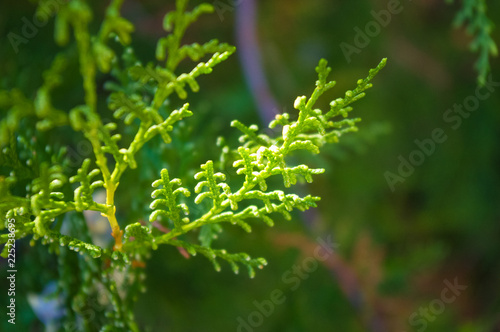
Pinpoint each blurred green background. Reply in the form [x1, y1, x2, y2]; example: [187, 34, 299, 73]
[0, 0, 499, 331]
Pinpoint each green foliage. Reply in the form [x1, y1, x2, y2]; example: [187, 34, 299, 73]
[150, 168, 191, 230]
[0, 0, 385, 330]
[169, 239, 267, 278]
[70, 159, 104, 212]
[448, 0, 498, 84]
[149, 57, 385, 256]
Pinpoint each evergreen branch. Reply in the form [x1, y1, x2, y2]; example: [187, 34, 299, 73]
[177, 39, 234, 64]
[94, 0, 134, 73]
[29, 163, 75, 236]
[157, 0, 215, 70]
[69, 159, 105, 212]
[0, 0, 387, 328]
[194, 160, 231, 209]
[448, 0, 498, 84]
[0, 187, 30, 227]
[99, 122, 125, 164]
[123, 222, 157, 251]
[56, 0, 127, 249]
[128, 63, 176, 86]
[143, 103, 193, 144]
[167, 239, 267, 277]
[34, 54, 69, 130]
[0, 89, 36, 147]
[109, 92, 163, 126]
[152, 49, 236, 108]
[150, 169, 191, 231]
[118, 103, 193, 170]
[156, 58, 386, 244]
[43, 231, 103, 258]
[231, 120, 272, 147]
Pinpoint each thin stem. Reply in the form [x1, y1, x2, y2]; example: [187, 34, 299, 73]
[72, 9, 124, 250]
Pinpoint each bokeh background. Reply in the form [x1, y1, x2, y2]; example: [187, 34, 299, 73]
[0, 0, 499, 331]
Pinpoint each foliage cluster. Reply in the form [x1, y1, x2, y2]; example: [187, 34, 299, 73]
[0, 0, 385, 329]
